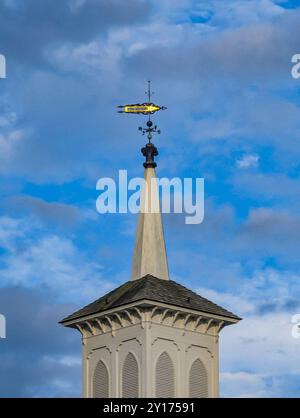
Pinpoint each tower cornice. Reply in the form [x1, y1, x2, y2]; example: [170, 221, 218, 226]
[66, 301, 236, 341]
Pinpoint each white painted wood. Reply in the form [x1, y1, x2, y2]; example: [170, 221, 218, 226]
[131, 167, 169, 281]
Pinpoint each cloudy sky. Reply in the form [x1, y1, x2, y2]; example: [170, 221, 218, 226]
[1, 0, 300, 397]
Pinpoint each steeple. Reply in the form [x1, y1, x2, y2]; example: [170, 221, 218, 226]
[60, 82, 241, 399]
[131, 136, 169, 281]
[119, 81, 169, 281]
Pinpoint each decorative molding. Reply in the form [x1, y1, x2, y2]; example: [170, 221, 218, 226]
[92, 345, 112, 355]
[85, 321, 96, 336]
[204, 319, 214, 333]
[116, 337, 142, 353]
[95, 318, 105, 333]
[183, 314, 191, 327]
[114, 313, 124, 328]
[171, 311, 180, 326]
[104, 316, 115, 337]
[161, 309, 170, 323]
[133, 307, 144, 329]
[76, 324, 88, 346]
[72, 305, 228, 338]
[124, 310, 134, 325]
[217, 321, 225, 333]
[150, 306, 158, 319]
[194, 316, 203, 330]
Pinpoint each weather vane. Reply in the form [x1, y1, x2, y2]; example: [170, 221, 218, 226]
[117, 80, 166, 144]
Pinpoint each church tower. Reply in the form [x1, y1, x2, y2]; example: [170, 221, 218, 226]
[60, 85, 241, 398]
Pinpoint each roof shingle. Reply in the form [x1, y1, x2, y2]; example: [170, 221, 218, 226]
[60, 275, 241, 324]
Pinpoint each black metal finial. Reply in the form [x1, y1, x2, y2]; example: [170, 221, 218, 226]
[141, 142, 158, 168]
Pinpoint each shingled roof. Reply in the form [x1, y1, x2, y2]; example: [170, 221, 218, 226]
[60, 275, 241, 324]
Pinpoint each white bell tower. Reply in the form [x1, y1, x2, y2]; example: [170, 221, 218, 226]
[60, 89, 241, 398]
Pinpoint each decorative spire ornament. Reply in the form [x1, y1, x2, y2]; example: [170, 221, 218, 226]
[118, 80, 166, 165]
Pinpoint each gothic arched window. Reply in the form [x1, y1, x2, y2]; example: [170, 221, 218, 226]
[122, 353, 139, 398]
[93, 360, 109, 398]
[189, 358, 208, 398]
[155, 352, 175, 397]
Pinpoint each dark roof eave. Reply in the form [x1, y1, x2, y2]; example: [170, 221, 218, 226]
[60, 297, 241, 327]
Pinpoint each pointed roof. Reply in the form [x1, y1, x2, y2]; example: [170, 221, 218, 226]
[131, 159, 169, 281]
[60, 275, 241, 324]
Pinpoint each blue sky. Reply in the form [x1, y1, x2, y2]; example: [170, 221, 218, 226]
[0, 0, 300, 397]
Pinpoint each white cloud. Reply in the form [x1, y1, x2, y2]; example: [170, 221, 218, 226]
[198, 267, 300, 315]
[197, 287, 254, 316]
[153, 0, 284, 28]
[51, 38, 123, 80]
[43, 354, 81, 367]
[0, 127, 26, 161]
[0, 216, 113, 304]
[197, 267, 300, 397]
[236, 154, 259, 169]
[48, 21, 181, 80]
[221, 371, 268, 398]
[68, 0, 86, 13]
[220, 312, 300, 397]
[209, 0, 284, 27]
[0, 217, 30, 251]
[232, 173, 300, 208]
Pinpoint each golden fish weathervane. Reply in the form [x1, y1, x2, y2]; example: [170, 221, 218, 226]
[117, 102, 166, 115]
[117, 81, 166, 115]
[118, 81, 166, 144]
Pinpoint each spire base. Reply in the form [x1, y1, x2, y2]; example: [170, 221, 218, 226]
[142, 142, 158, 168]
[143, 162, 157, 168]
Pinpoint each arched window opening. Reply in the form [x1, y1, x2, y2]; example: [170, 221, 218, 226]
[122, 353, 139, 398]
[155, 352, 175, 397]
[189, 358, 208, 398]
[93, 360, 109, 398]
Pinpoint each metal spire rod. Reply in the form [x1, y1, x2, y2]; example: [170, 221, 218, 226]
[146, 80, 154, 103]
[138, 80, 162, 143]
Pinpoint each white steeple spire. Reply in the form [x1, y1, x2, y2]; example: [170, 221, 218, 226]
[131, 141, 169, 281]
